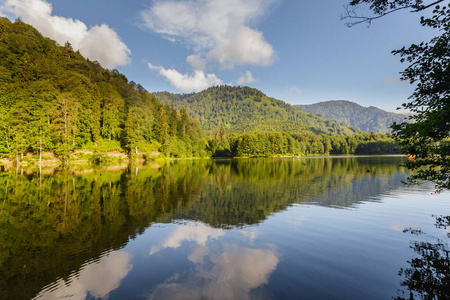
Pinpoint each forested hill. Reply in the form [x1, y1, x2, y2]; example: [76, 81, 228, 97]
[154, 86, 359, 135]
[0, 17, 204, 159]
[295, 100, 408, 133]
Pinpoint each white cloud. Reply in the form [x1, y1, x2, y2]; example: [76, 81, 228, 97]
[186, 54, 206, 71]
[1, 0, 130, 68]
[148, 62, 223, 92]
[35, 251, 133, 299]
[237, 71, 256, 85]
[141, 0, 276, 69]
[207, 26, 274, 69]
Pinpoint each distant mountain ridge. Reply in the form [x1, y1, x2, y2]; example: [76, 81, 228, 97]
[295, 100, 408, 133]
[154, 86, 359, 135]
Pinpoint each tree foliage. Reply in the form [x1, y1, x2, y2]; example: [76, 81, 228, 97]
[343, 0, 445, 26]
[207, 130, 398, 157]
[345, 1, 450, 191]
[0, 17, 203, 159]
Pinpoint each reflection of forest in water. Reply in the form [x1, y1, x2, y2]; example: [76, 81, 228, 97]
[0, 156, 409, 299]
[396, 216, 450, 300]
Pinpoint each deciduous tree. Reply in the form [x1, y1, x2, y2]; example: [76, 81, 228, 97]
[344, 0, 450, 191]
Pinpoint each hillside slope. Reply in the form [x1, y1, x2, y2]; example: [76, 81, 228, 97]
[0, 17, 203, 158]
[155, 86, 359, 135]
[295, 100, 408, 133]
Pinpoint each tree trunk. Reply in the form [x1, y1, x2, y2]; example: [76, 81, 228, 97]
[39, 129, 42, 165]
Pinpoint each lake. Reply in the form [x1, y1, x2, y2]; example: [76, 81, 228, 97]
[0, 156, 449, 299]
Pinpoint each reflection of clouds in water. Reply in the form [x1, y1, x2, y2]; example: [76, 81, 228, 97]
[149, 221, 225, 255]
[209, 244, 279, 299]
[239, 227, 260, 244]
[148, 221, 279, 300]
[289, 215, 306, 227]
[187, 245, 209, 264]
[34, 251, 132, 300]
[150, 244, 279, 300]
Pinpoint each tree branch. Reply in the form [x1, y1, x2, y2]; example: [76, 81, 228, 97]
[342, 0, 445, 27]
[412, 0, 445, 11]
[341, 5, 414, 27]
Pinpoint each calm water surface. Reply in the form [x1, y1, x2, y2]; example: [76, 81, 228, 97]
[0, 156, 449, 299]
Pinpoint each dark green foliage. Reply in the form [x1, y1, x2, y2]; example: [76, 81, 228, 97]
[296, 100, 408, 133]
[0, 18, 202, 159]
[346, 1, 450, 191]
[158, 107, 169, 154]
[391, 5, 450, 192]
[154, 86, 360, 135]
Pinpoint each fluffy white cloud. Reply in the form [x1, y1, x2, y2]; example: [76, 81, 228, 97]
[237, 71, 256, 85]
[141, 0, 276, 69]
[148, 62, 223, 92]
[1, 0, 130, 68]
[207, 26, 274, 69]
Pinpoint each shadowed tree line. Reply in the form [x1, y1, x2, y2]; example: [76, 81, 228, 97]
[207, 129, 398, 157]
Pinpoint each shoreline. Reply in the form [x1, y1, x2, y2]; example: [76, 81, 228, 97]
[0, 152, 406, 170]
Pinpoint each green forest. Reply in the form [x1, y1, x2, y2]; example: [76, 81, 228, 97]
[0, 18, 399, 162]
[154, 86, 361, 135]
[0, 17, 205, 161]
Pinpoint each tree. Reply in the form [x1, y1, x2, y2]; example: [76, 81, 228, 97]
[91, 85, 101, 145]
[169, 101, 178, 137]
[158, 107, 169, 154]
[52, 93, 79, 158]
[344, 0, 450, 192]
[124, 108, 138, 155]
[342, 0, 446, 27]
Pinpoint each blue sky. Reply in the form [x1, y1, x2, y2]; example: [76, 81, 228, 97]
[0, 0, 436, 111]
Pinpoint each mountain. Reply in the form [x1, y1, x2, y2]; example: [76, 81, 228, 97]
[0, 17, 204, 159]
[295, 100, 408, 133]
[154, 86, 359, 135]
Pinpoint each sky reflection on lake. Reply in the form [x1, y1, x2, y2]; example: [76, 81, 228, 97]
[1, 157, 449, 299]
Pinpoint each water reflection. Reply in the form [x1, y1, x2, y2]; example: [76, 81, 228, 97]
[149, 222, 225, 255]
[0, 156, 429, 299]
[149, 222, 279, 300]
[396, 216, 450, 300]
[34, 251, 132, 300]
